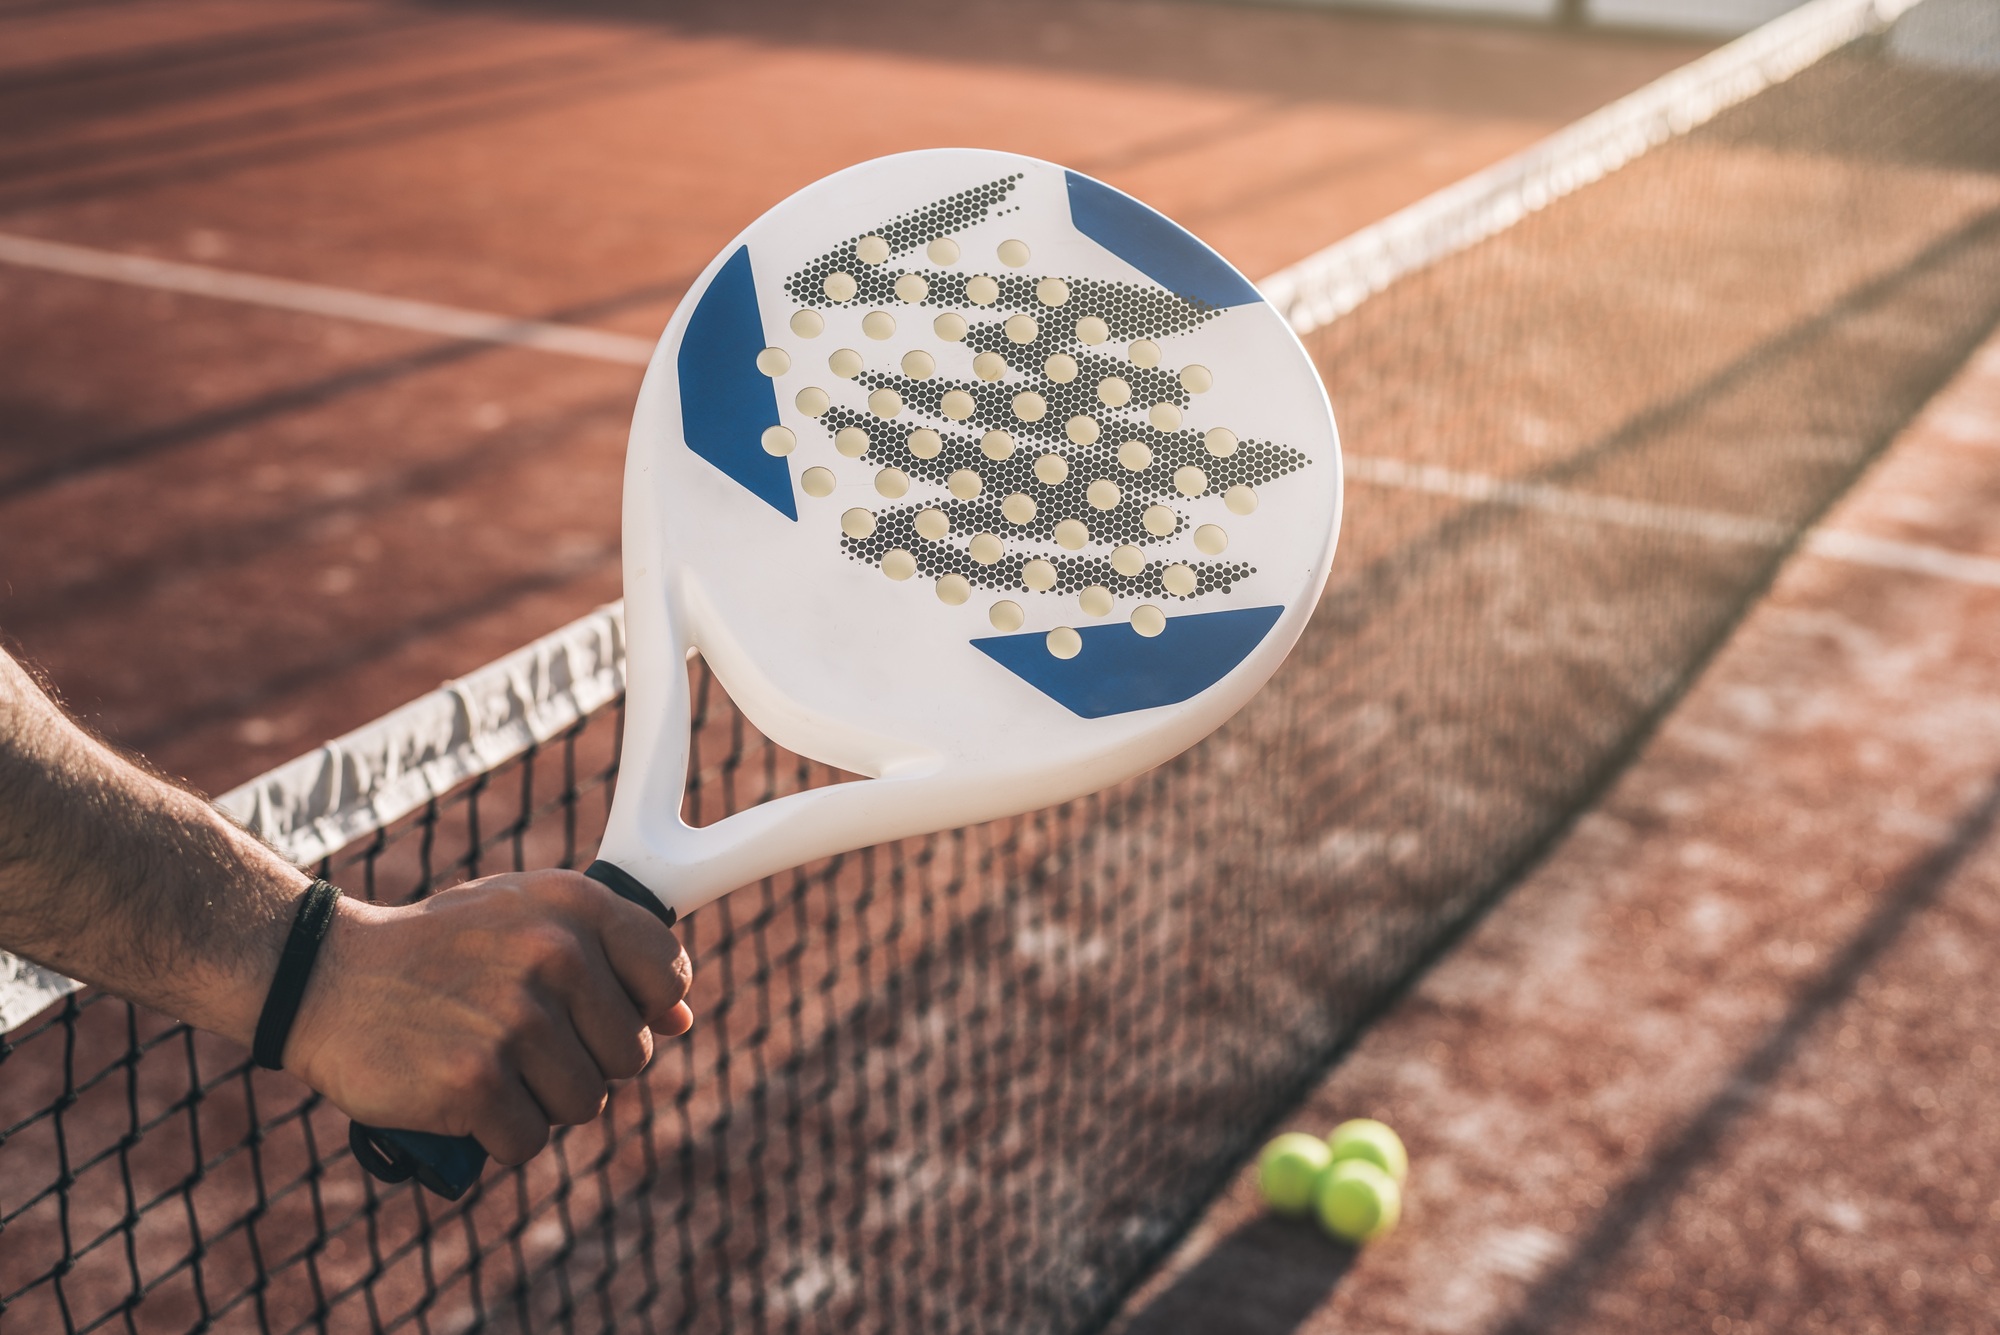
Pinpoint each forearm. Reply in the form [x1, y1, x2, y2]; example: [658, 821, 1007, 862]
[0, 648, 305, 1045]
[0, 646, 693, 1166]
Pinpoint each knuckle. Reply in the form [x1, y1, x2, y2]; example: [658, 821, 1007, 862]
[441, 1050, 503, 1104]
[604, 1029, 651, 1082]
[536, 869, 596, 912]
[550, 1081, 608, 1127]
[495, 996, 555, 1053]
[491, 1122, 550, 1167]
[515, 923, 588, 984]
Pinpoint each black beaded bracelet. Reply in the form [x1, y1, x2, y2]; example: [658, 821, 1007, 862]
[253, 878, 343, 1071]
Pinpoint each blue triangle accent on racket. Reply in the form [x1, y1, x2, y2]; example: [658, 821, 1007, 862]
[972, 605, 1285, 718]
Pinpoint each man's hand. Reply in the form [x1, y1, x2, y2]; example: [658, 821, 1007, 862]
[287, 871, 693, 1165]
[0, 644, 694, 1167]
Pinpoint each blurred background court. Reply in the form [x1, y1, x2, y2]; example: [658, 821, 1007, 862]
[2, 1, 1997, 1332]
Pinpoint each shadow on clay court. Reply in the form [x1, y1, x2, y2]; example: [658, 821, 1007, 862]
[418, 0, 1693, 120]
[1110, 774, 2000, 1335]
[1116, 1215, 1359, 1335]
[1490, 768, 2000, 1333]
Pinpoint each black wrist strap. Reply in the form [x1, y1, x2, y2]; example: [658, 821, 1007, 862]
[253, 879, 342, 1071]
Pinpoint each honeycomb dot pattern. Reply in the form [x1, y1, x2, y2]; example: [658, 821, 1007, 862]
[776, 173, 1312, 632]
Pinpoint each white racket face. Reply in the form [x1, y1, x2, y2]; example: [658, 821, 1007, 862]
[603, 148, 1340, 914]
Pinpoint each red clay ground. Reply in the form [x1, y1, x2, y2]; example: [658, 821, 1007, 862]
[1105, 333, 2000, 1333]
[0, 0, 1707, 796]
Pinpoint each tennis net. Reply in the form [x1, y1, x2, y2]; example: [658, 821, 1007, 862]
[5, 0, 1999, 1330]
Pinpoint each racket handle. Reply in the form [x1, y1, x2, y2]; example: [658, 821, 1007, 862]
[348, 861, 676, 1199]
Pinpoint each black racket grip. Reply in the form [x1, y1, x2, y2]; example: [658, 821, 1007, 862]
[349, 861, 676, 1199]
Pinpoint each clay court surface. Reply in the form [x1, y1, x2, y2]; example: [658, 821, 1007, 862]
[1106, 334, 2000, 1333]
[5, 1, 2000, 1332]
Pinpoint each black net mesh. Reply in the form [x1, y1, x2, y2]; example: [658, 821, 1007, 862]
[6, 4, 2000, 1331]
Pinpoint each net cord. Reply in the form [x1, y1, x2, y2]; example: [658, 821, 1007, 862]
[1258, 0, 1924, 332]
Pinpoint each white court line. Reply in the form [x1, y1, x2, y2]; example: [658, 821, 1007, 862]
[1802, 529, 2000, 589]
[1343, 454, 1791, 547]
[1345, 455, 2000, 590]
[0, 231, 656, 365]
[3, 235, 1996, 592]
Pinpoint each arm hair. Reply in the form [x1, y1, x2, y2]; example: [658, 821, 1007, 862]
[0, 645, 305, 1044]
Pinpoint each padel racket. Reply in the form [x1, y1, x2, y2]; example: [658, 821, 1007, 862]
[351, 148, 1342, 1198]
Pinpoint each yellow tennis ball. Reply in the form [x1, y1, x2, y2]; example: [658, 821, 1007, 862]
[1327, 1118, 1408, 1185]
[1256, 1132, 1333, 1216]
[1314, 1159, 1401, 1244]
